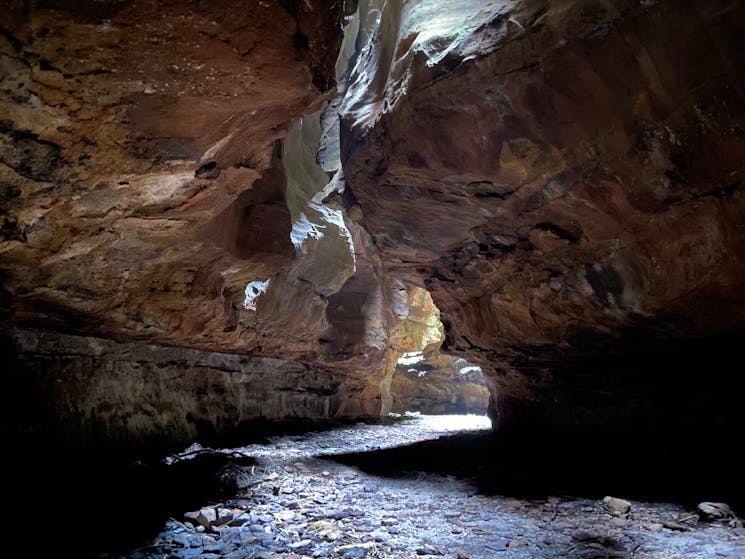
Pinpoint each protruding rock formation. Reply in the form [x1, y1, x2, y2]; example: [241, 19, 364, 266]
[340, 0, 745, 433]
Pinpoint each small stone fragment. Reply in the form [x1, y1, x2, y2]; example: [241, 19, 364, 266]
[662, 520, 690, 531]
[289, 539, 312, 551]
[339, 543, 373, 559]
[184, 510, 212, 529]
[471, 528, 491, 536]
[229, 513, 251, 527]
[200, 507, 218, 522]
[213, 508, 234, 527]
[416, 544, 444, 555]
[602, 496, 631, 515]
[645, 523, 663, 532]
[456, 548, 469, 559]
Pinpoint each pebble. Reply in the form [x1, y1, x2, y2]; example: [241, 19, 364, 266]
[340, 544, 372, 559]
[289, 539, 312, 551]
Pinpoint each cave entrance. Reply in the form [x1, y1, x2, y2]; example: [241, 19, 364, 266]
[389, 288, 490, 419]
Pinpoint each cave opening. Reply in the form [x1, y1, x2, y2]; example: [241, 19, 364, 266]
[389, 287, 490, 419]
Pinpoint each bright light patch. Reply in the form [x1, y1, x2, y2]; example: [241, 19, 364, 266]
[290, 212, 326, 249]
[289, 200, 356, 270]
[398, 412, 491, 432]
[459, 365, 482, 375]
[244, 279, 271, 311]
[397, 351, 425, 366]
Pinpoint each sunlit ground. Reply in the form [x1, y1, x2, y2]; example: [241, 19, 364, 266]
[168, 413, 492, 464]
[393, 412, 491, 433]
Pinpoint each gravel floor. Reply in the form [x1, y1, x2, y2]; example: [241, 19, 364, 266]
[106, 414, 745, 559]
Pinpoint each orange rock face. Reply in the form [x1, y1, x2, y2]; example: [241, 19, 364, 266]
[0, 0, 345, 354]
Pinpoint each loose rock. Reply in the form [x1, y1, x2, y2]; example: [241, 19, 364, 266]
[698, 502, 732, 520]
[603, 496, 631, 516]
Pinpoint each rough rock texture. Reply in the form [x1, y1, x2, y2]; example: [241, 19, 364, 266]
[0, 0, 412, 449]
[4, 0, 745, 451]
[340, 0, 745, 432]
[0, 0, 344, 356]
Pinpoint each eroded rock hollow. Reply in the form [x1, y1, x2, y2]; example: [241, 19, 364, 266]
[2, 0, 745, 476]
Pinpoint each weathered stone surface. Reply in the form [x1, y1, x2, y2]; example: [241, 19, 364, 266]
[385, 287, 488, 414]
[7, 328, 378, 450]
[3, 0, 745, 457]
[697, 502, 732, 521]
[340, 0, 745, 432]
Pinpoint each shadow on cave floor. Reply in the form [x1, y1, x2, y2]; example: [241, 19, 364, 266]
[329, 428, 745, 514]
[1, 415, 450, 557]
[4, 446, 254, 557]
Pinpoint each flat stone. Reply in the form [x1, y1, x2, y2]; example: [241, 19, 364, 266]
[229, 513, 251, 527]
[184, 510, 212, 529]
[697, 502, 732, 520]
[340, 544, 372, 559]
[289, 539, 313, 551]
[416, 544, 444, 555]
[213, 508, 234, 526]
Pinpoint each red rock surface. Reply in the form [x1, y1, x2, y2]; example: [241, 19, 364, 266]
[340, 0, 745, 429]
[0, 0, 347, 355]
[0, 0, 403, 444]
